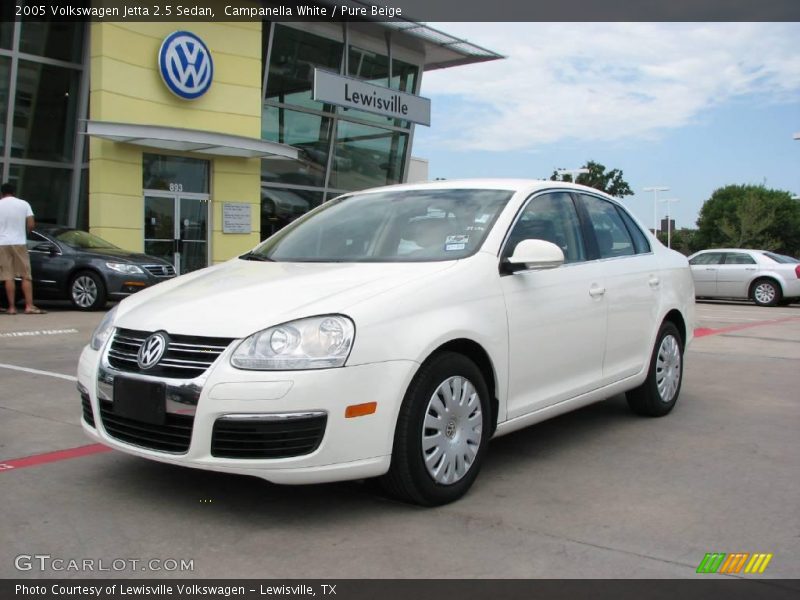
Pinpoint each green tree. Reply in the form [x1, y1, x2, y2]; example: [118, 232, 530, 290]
[550, 160, 634, 198]
[695, 185, 800, 255]
[659, 228, 699, 256]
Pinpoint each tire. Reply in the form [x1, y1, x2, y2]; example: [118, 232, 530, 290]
[69, 271, 107, 310]
[751, 278, 781, 307]
[380, 352, 492, 506]
[627, 322, 684, 417]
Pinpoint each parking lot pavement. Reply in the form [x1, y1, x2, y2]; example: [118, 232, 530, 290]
[1, 301, 798, 579]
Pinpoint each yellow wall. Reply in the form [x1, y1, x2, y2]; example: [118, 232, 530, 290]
[89, 21, 262, 263]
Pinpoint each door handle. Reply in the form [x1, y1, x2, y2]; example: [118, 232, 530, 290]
[589, 285, 606, 298]
[705, 268, 717, 271]
[649, 276, 661, 288]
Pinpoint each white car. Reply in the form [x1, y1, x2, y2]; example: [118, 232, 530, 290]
[688, 248, 800, 307]
[78, 180, 694, 505]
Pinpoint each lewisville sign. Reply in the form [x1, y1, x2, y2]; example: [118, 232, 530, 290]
[313, 69, 431, 126]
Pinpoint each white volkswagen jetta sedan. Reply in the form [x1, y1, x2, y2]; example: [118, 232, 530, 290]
[78, 180, 694, 505]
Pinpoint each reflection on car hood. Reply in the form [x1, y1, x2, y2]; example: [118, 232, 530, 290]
[79, 248, 165, 263]
[114, 259, 455, 338]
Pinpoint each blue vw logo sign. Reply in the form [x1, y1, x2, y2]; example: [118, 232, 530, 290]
[158, 31, 213, 100]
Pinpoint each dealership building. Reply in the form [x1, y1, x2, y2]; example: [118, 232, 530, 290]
[0, 12, 500, 273]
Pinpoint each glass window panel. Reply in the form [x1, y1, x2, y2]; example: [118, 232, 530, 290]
[13, 61, 80, 162]
[266, 24, 342, 111]
[725, 252, 756, 265]
[616, 205, 651, 254]
[689, 252, 723, 266]
[580, 194, 635, 259]
[329, 121, 407, 190]
[142, 154, 209, 193]
[261, 105, 331, 188]
[391, 59, 419, 93]
[20, 22, 84, 63]
[0, 56, 9, 154]
[0, 2, 13, 49]
[260, 187, 323, 241]
[8, 164, 72, 225]
[77, 168, 88, 230]
[348, 46, 388, 85]
[504, 193, 586, 263]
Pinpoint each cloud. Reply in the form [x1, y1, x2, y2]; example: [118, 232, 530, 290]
[420, 23, 800, 151]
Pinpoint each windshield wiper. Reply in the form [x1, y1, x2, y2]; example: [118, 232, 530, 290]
[239, 252, 273, 262]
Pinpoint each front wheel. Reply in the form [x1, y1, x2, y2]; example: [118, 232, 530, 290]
[627, 322, 684, 417]
[751, 279, 781, 307]
[380, 352, 491, 506]
[70, 271, 107, 310]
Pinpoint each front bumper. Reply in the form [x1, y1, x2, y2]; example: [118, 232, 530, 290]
[105, 271, 174, 300]
[77, 343, 417, 484]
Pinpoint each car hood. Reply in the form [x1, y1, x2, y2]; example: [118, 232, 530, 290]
[114, 259, 455, 338]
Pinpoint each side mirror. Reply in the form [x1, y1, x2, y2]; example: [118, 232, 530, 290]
[503, 239, 564, 274]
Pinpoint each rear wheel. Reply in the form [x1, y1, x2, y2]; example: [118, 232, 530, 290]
[751, 279, 781, 307]
[627, 322, 683, 417]
[380, 352, 491, 506]
[70, 271, 107, 311]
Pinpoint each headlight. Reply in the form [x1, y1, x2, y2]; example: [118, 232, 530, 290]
[90, 304, 119, 350]
[106, 262, 143, 275]
[231, 315, 355, 370]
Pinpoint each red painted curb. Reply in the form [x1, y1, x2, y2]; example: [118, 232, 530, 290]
[0, 443, 111, 472]
[694, 315, 800, 338]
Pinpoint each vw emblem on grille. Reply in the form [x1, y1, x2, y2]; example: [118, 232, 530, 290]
[137, 333, 167, 370]
[158, 31, 213, 100]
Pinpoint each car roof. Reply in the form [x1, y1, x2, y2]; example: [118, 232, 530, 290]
[693, 248, 767, 253]
[348, 178, 616, 197]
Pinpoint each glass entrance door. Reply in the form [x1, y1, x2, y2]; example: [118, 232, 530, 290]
[144, 194, 209, 275]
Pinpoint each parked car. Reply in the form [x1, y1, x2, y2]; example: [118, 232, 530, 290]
[78, 180, 694, 505]
[688, 248, 800, 307]
[21, 226, 176, 310]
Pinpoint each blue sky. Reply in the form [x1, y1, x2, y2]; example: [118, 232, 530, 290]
[414, 23, 800, 230]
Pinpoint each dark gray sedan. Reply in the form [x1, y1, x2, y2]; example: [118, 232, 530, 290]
[23, 226, 176, 310]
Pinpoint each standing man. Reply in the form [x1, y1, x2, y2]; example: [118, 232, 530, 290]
[0, 182, 46, 314]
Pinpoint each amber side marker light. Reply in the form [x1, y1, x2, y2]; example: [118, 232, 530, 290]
[123, 281, 147, 287]
[345, 402, 377, 418]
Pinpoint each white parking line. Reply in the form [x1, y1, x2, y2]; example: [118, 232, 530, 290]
[0, 328, 79, 338]
[0, 363, 78, 382]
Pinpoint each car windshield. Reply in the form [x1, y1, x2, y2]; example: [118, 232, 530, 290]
[246, 188, 514, 262]
[762, 251, 799, 264]
[55, 230, 119, 250]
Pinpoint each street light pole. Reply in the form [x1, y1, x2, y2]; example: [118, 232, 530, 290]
[659, 198, 679, 248]
[643, 186, 669, 235]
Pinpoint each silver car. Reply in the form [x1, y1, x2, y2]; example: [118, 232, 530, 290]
[688, 249, 800, 307]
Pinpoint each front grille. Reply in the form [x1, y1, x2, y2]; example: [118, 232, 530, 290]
[81, 391, 95, 428]
[99, 400, 193, 453]
[211, 414, 327, 459]
[142, 264, 176, 278]
[107, 328, 233, 379]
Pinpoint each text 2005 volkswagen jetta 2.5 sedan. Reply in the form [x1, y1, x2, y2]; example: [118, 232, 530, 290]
[78, 180, 694, 505]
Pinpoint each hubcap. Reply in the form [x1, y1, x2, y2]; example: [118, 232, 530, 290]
[421, 376, 483, 485]
[72, 276, 97, 308]
[754, 283, 776, 305]
[656, 334, 681, 403]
